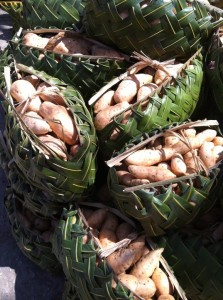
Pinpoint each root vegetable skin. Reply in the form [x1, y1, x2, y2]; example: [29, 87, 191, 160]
[38, 134, 67, 161]
[152, 267, 173, 296]
[37, 82, 66, 106]
[116, 222, 134, 241]
[114, 74, 153, 103]
[136, 83, 157, 102]
[128, 235, 146, 264]
[212, 145, 223, 162]
[22, 32, 50, 49]
[101, 212, 119, 232]
[10, 79, 42, 112]
[99, 229, 118, 248]
[128, 165, 176, 182]
[22, 111, 51, 135]
[116, 170, 150, 186]
[94, 101, 130, 131]
[91, 45, 123, 58]
[198, 142, 216, 168]
[170, 154, 187, 176]
[135, 277, 156, 298]
[39, 101, 78, 145]
[117, 274, 138, 293]
[94, 90, 115, 114]
[213, 136, 223, 146]
[23, 75, 40, 88]
[106, 247, 136, 275]
[157, 295, 175, 300]
[130, 248, 164, 279]
[86, 208, 108, 230]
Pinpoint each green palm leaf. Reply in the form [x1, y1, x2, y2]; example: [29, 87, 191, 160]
[0, 1, 24, 31]
[4, 188, 62, 273]
[84, 0, 223, 61]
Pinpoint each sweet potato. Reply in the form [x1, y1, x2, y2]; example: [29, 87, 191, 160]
[22, 111, 51, 135]
[212, 145, 223, 162]
[106, 247, 136, 275]
[116, 222, 135, 241]
[39, 101, 78, 145]
[164, 136, 180, 147]
[116, 170, 150, 186]
[183, 128, 196, 138]
[23, 75, 41, 88]
[38, 134, 67, 161]
[101, 212, 119, 232]
[22, 32, 50, 49]
[213, 136, 223, 146]
[94, 101, 130, 131]
[135, 277, 156, 299]
[154, 69, 170, 85]
[183, 150, 198, 171]
[152, 267, 173, 296]
[114, 74, 153, 103]
[91, 45, 123, 58]
[130, 248, 164, 279]
[37, 82, 65, 106]
[10, 79, 41, 112]
[136, 83, 157, 102]
[94, 90, 115, 114]
[99, 228, 118, 248]
[199, 142, 215, 168]
[170, 153, 187, 176]
[128, 165, 176, 182]
[157, 162, 171, 170]
[128, 235, 146, 264]
[117, 274, 138, 293]
[86, 208, 108, 230]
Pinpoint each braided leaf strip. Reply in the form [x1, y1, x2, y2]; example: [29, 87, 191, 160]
[22, 0, 86, 30]
[0, 1, 24, 31]
[2, 63, 98, 202]
[10, 29, 130, 100]
[97, 50, 203, 159]
[4, 188, 62, 273]
[160, 233, 223, 300]
[84, 0, 223, 61]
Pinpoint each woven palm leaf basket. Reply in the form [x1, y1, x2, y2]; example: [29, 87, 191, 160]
[52, 202, 187, 300]
[107, 119, 223, 237]
[159, 203, 223, 300]
[22, 0, 86, 30]
[1, 62, 98, 204]
[0, 130, 67, 218]
[206, 26, 223, 117]
[4, 187, 62, 273]
[0, 1, 24, 31]
[10, 28, 130, 100]
[84, 0, 223, 61]
[90, 48, 204, 159]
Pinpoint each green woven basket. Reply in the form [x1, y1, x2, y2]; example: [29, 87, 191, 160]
[1, 63, 98, 203]
[206, 27, 223, 116]
[0, 1, 24, 31]
[63, 280, 79, 300]
[52, 203, 187, 300]
[84, 0, 223, 61]
[4, 187, 62, 273]
[159, 231, 223, 300]
[10, 28, 130, 100]
[107, 120, 222, 237]
[90, 48, 204, 159]
[0, 130, 67, 218]
[22, 0, 85, 30]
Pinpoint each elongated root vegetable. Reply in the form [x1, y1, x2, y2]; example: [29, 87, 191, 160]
[94, 90, 115, 114]
[158, 295, 175, 300]
[116, 170, 150, 186]
[86, 208, 108, 230]
[39, 101, 78, 145]
[38, 134, 67, 161]
[170, 154, 187, 176]
[130, 248, 164, 279]
[135, 277, 157, 298]
[94, 101, 130, 131]
[22, 32, 50, 49]
[91, 45, 123, 58]
[114, 74, 153, 103]
[198, 142, 215, 168]
[152, 267, 173, 296]
[101, 212, 119, 232]
[117, 274, 138, 293]
[128, 165, 176, 182]
[136, 83, 157, 102]
[116, 222, 135, 241]
[22, 111, 51, 135]
[99, 228, 117, 248]
[10, 79, 42, 112]
[37, 82, 65, 106]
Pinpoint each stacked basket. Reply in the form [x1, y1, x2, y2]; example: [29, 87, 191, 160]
[1, 0, 223, 299]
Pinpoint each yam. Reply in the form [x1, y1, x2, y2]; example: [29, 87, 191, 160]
[114, 73, 153, 103]
[130, 248, 164, 279]
[37, 82, 65, 106]
[99, 228, 117, 248]
[22, 32, 49, 49]
[128, 165, 176, 182]
[48, 36, 91, 55]
[136, 83, 157, 102]
[170, 153, 187, 176]
[116, 222, 135, 241]
[135, 277, 156, 299]
[86, 208, 108, 230]
[94, 90, 115, 114]
[154, 69, 170, 85]
[117, 274, 138, 293]
[198, 142, 215, 168]
[39, 101, 78, 145]
[107, 247, 136, 275]
[116, 170, 150, 186]
[10, 79, 41, 112]
[22, 111, 51, 135]
[94, 101, 130, 131]
[152, 267, 173, 296]
[38, 134, 67, 161]
[157, 295, 175, 300]
[101, 212, 119, 232]
[128, 235, 146, 264]
[91, 45, 123, 58]
[213, 136, 223, 146]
